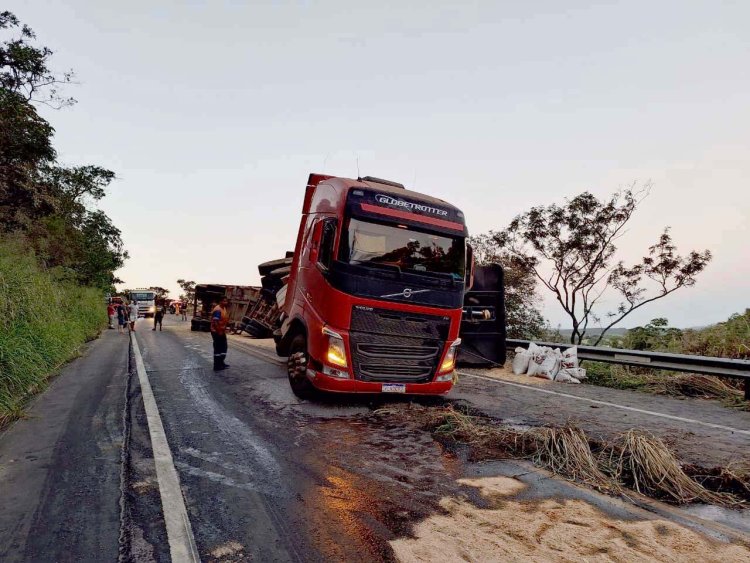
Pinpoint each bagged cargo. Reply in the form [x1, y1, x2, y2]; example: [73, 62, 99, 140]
[558, 347, 586, 381]
[527, 347, 561, 380]
[561, 347, 578, 370]
[511, 347, 532, 375]
[554, 369, 582, 384]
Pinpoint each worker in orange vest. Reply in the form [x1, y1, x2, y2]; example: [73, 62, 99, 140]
[211, 297, 230, 370]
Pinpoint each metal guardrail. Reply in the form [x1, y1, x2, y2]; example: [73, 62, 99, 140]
[506, 339, 750, 400]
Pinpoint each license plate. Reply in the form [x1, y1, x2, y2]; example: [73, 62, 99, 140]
[382, 383, 406, 393]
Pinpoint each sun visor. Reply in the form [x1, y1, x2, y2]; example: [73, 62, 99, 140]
[346, 189, 467, 236]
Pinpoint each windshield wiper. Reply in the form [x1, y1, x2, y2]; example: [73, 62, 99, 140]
[354, 261, 402, 279]
[405, 268, 459, 287]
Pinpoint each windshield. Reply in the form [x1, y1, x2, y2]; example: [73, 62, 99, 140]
[131, 292, 155, 301]
[340, 218, 465, 279]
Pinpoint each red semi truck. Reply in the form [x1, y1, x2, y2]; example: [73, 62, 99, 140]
[275, 174, 472, 398]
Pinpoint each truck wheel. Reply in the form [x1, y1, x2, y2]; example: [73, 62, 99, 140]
[287, 333, 316, 400]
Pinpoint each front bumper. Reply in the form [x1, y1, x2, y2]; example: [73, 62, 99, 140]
[307, 368, 453, 395]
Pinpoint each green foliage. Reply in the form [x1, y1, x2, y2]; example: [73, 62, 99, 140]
[0, 238, 105, 425]
[0, 12, 125, 290]
[583, 362, 652, 391]
[0, 10, 74, 107]
[582, 313, 749, 408]
[616, 313, 749, 360]
[623, 318, 683, 352]
[468, 233, 545, 339]
[149, 286, 170, 301]
[680, 310, 750, 360]
[177, 279, 196, 304]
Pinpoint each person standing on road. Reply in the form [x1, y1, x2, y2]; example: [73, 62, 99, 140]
[107, 302, 116, 329]
[116, 302, 127, 334]
[128, 300, 139, 332]
[153, 303, 164, 331]
[181, 301, 188, 321]
[210, 297, 230, 370]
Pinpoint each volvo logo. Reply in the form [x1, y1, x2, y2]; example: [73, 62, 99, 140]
[380, 288, 431, 299]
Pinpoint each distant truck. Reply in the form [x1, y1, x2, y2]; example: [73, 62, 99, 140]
[128, 289, 157, 318]
[275, 174, 472, 398]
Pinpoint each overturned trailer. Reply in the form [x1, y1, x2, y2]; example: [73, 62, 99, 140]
[190, 284, 261, 332]
[242, 254, 292, 338]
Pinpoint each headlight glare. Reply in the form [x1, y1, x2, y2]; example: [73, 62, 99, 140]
[439, 339, 461, 374]
[323, 327, 348, 368]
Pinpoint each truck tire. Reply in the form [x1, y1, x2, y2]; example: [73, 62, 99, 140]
[287, 333, 316, 400]
[258, 257, 293, 277]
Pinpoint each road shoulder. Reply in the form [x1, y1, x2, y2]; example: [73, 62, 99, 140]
[0, 329, 129, 562]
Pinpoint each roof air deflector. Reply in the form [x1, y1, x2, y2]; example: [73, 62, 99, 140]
[358, 176, 405, 189]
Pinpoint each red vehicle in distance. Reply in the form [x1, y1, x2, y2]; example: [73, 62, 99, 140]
[276, 173, 472, 398]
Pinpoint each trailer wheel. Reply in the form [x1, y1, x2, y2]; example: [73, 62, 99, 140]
[287, 333, 316, 400]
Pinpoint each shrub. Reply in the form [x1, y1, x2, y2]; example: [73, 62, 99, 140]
[0, 238, 105, 425]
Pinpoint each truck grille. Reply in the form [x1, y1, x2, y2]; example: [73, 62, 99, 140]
[350, 307, 447, 383]
[356, 342, 440, 360]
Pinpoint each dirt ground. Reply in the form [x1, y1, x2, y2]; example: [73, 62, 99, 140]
[391, 475, 750, 562]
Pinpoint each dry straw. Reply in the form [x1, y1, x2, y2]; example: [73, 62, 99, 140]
[603, 430, 740, 506]
[374, 404, 746, 508]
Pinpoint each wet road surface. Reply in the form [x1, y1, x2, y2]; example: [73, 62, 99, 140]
[136, 317, 468, 561]
[2, 315, 749, 561]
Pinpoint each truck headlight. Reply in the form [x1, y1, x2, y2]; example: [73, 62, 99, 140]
[438, 338, 461, 375]
[323, 327, 348, 368]
[149, 306, 156, 312]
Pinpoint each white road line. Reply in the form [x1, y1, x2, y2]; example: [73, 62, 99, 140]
[131, 334, 201, 562]
[460, 371, 750, 437]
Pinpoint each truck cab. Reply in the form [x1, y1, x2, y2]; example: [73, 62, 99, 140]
[129, 290, 157, 318]
[277, 174, 469, 398]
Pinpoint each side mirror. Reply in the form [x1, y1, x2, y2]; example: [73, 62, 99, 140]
[465, 244, 475, 291]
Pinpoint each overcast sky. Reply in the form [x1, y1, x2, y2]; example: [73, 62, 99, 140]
[9, 0, 749, 328]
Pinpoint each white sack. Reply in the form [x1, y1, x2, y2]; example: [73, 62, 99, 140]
[511, 347, 531, 375]
[561, 347, 579, 371]
[558, 348, 586, 381]
[527, 347, 561, 380]
[554, 370, 581, 384]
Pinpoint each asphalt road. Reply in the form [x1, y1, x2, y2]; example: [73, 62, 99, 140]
[1, 315, 749, 562]
[135, 317, 459, 561]
[0, 325, 129, 562]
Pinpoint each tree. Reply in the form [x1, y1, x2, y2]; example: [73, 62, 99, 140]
[623, 318, 682, 352]
[177, 279, 195, 304]
[469, 233, 545, 339]
[149, 286, 170, 300]
[0, 12, 126, 290]
[0, 11, 74, 107]
[493, 186, 712, 345]
[0, 88, 57, 228]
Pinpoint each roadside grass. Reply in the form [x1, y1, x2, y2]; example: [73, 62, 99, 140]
[582, 361, 747, 410]
[374, 403, 749, 508]
[0, 239, 105, 427]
